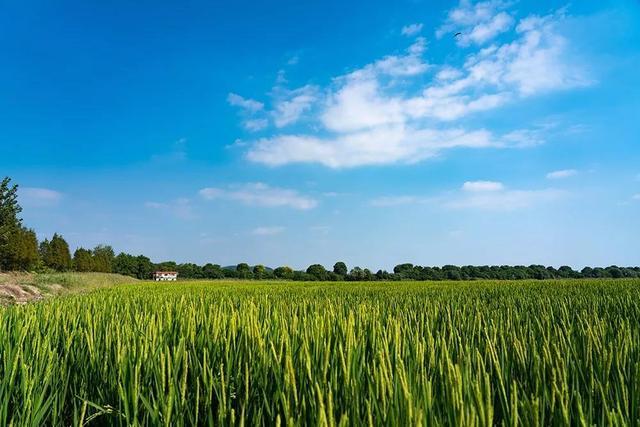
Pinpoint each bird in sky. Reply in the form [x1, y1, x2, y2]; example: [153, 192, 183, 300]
[454, 32, 462, 37]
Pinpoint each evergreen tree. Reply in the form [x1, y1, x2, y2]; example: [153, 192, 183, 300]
[2, 227, 39, 271]
[73, 248, 94, 272]
[92, 245, 114, 273]
[41, 233, 72, 271]
[0, 177, 24, 270]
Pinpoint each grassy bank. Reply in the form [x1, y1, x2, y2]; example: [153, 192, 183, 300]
[0, 272, 137, 305]
[1, 279, 639, 425]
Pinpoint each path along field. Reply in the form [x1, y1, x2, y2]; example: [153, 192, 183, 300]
[1, 279, 639, 426]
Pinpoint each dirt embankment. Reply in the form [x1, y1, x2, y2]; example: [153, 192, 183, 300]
[0, 272, 135, 305]
[0, 273, 57, 305]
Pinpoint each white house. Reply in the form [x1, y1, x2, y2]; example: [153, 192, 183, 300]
[153, 271, 178, 281]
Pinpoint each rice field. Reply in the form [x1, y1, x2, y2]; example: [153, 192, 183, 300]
[1, 279, 639, 426]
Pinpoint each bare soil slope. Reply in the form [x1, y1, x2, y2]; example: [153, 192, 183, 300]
[0, 272, 137, 305]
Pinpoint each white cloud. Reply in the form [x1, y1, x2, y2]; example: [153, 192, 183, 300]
[632, 194, 640, 201]
[446, 188, 564, 210]
[546, 169, 578, 179]
[272, 85, 319, 127]
[460, 11, 514, 46]
[199, 183, 318, 210]
[247, 127, 494, 168]
[227, 93, 264, 112]
[321, 79, 405, 132]
[501, 128, 546, 147]
[371, 181, 565, 211]
[145, 198, 194, 219]
[437, 0, 513, 46]
[20, 187, 63, 207]
[402, 23, 424, 36]
[252, 226, 285, 236]
[232, 5, 591, 168]
[370, 37, 429, 77]
[436, 66, 464, 81]
[243, 118, 269, 131]
[228, 93, 269, 132]
[462, 180, 504, 192]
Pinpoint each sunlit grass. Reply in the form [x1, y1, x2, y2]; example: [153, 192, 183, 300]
[0, 279, 638, 425]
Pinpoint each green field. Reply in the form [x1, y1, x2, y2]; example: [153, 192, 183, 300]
[1, 279, 639, 426]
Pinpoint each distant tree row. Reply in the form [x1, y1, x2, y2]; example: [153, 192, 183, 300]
[1, 176, 639, 281]
[144, 261, 640, 282]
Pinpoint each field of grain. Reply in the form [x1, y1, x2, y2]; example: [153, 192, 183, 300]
[1, 279, 639, 425]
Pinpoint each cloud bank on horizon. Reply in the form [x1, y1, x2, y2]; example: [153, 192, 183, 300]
[228, 1, 592, 169]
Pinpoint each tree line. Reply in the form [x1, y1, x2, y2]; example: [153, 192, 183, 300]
[2, 176, 639, 281]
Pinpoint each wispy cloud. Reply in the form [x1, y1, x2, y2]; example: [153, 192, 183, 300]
[462, 180, 504, 192]
[243, 119, 269, 131]
[151, 138, 188, 163]
[371, 181, 565, 211]
[632, 194, 640, 201]
[446, 188, 565, 211]
[401, 23, 423, 36]
[437, 1, 514, 46]
[247, 128, 494, 168]
[252, 226, 285, 236]
[145, 198, 194, 219]
[227, 93, 264, 112]
[546, 169, 578, 179]
[272, 85, 319, 127]
[20, 187, 63, 207]
[228, 93, 268, 132]
[232, 4, 592, 168]
[199, 183, 318, 210]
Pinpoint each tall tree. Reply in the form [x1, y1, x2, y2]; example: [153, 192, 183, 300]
[333, 262, 348, 276]
[113, 252, 137, 276]
[92, 245, 114, 273]
[0, 177, 23, 270]
[202, 263, 224, 279]
[306, 264, 328, 281]
[236, 263, 252, 279]
[135, 255, 154, 279]
[73, 248, 94, 272]
[41, 233, 72, 271]
[274, 266, 294, 279]
[155, 261, 178, 272]
[2, 227, 39, 271]
[253, 264, 266, 279]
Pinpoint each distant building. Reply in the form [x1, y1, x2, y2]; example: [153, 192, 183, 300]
[153, 271, 178, 281]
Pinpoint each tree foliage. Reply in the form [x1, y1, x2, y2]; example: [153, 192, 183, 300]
[73, 248, 94, 272]
[40, 234, 72, 271]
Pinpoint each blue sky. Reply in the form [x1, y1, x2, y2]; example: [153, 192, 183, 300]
[2, 0, 639, 269]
